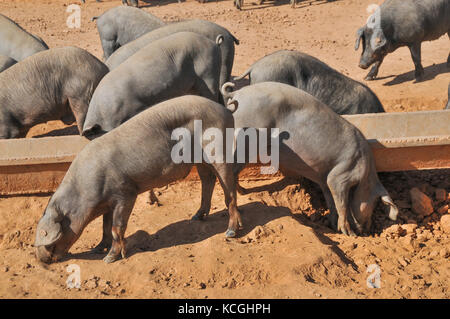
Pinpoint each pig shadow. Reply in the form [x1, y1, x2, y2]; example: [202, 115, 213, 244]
[68, 198, 356, 269]
[125, 200, 356, 269]
[32, 125, 79, 138]
[126, 202, 292, 254]
[384, 62, 450, 86]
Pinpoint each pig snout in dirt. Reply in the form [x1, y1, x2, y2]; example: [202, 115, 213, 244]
[227, 81, 398, 236]
[35, 95, 241, 264]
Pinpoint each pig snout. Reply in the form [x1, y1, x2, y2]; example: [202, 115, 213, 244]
[358, 61, 370, 70]
[35, 245, 57, 264]
[82, 124, 106, 140]
[358, 53, 373, 69]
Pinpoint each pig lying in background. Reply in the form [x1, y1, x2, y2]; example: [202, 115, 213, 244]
[106, 19, 239, 88]
[0, 13, 48, 61]
[83, 32, 223, 136]
[355, 0, 450, 81]
[0, 55, 16, 73]
[222, 82, 398, 236]
[234, 50, 384, 114]
[92, 6, 165, 60]
[35, 95, 241, 264]
[0, 47, 108, 138]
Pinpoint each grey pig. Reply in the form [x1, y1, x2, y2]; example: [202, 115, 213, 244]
[222, 81, 398, 236]
[355, 0, 450, 81]
[0, 55, 16, 73]
[34, 95, 241, 264]
[0, 47, 108, 138]
[0, 13, 48, 61]
[106, 19, 239, 88]
[83, 32, 223, 136]
[91, 6, 164, 60]
[234, 50, 385, 114]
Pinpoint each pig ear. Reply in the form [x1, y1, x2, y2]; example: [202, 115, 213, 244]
[355, 28, 364, 51]
[376, 182, 398, 221]
[34, 209, 63, 247]
[371, 28, 387, 48]
[381, 195, 398, 221]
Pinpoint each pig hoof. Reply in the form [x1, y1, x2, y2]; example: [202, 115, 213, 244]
[327, 213, 338, 230]
[103, 254, 121, 264]
[225, 229, 236, 238]
[192, 211, 207, 221]
[148, 201, 162, 207]
[364, 74, 376, 81]
[414, 73, 424, 82]
[338, 222, 356, 236]
[91, 241, 110, 254]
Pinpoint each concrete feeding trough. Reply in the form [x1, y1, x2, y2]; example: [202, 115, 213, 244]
[344, 109, 450, 172]
[0, 109, 449, 195]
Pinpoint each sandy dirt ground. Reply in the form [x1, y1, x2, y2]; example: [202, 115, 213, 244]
[0, 0, 449, 299]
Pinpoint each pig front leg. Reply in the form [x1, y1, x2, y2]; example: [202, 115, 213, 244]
[364, 58, 383, 81]
[327, 168, 356, 236]
[192, 165, 217, 221]
[103, 195, 137, 264]
[319, 184, 338, 230]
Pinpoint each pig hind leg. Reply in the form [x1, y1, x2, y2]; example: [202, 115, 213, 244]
[103, 195, 137, 264]
[92, 211, 113, 253]
[193, 76, 220, 103]
[212, 163, 243, 238]
[68, 97, 89, 135]
[100, 39, 118, 61]
[408, 42, 424, 80]
[192, 164, 217, 221]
